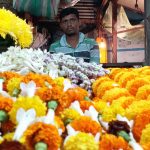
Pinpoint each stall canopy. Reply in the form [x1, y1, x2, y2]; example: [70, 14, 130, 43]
[13, 0, 79, 19]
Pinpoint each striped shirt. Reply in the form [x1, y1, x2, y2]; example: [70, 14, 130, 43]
[49, 32, 100, 64]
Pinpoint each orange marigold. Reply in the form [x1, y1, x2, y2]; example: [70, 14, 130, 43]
[142, 142, 150, 150]
[24, 122, 61, 150]
[126, 77, 150, 96]
[99, 134, 132, 150]
[92, 76, 111, 96]
[102, 87, 131, 103]
[79, 100, 94, 112]
[1, 120, 15, 134]
[70, 116, 101, 136]
[35, 87, 52, 102]
[0, 95, 13, 112]
[109, 68, 123, 79]
[136, 84, 150, 100]
[133, 110, 150, 142]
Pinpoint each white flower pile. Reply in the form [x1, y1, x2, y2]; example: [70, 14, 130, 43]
[0, 46, 109, 93]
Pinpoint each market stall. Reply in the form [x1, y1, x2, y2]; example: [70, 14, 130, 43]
[0, 1, 150, 149]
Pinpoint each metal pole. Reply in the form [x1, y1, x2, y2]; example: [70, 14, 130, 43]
[112, 0, 117, 63]
[145, 0, 150, 65]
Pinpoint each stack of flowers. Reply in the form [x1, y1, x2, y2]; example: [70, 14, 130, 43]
[0, 8, 33, 48]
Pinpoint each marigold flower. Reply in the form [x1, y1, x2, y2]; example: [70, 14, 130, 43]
[96, 80, 119, 98]
[114, 69, 128, 82]
[102, 104, 125, 122]
[35, 87, 52, 102]
[0, 140, 26, 150]
[126, 77, 150, 96]
[133, 110, 150, 142]
[99, 134, 132, 150]
[0, 95, 13, 112]
[79, 100, 94, 112]
[140, 124, 150, 145]
[56, 87, 88, 114]
[136, 84, 150, 100]
[54, 116, 65, 132]
[111, 96, 135, 109]
[1, 120, 15, 135]
[60, 108, 81, 124]
[53, 77, 65, 90]
[142, 142, 150, 150]
[0, 71, 21, 91]
[70, 116, 101, 136]
[94, 101, 108, 114]
[109, 68, 122, 79]
[92, 76, 111, 96]
[63, 132, 99, 150]
[24, 122, 61, 150]
[118, 72, 138, 88]
[125, 100, 150, 120]
[0, 8, 33, 48]
[6, 77, 22, 96]
[9, 96, 47, 124]
[102, 87, 131, 103]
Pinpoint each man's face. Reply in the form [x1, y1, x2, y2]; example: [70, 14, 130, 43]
[60, 14, 79, 36]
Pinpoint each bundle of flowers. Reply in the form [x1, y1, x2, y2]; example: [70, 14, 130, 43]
[0, 8, 33, 48]
[0, 46, 109, 95]
[0, 70, 147, 150]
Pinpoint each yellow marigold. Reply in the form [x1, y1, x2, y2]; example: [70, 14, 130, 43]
[35, 87, 52, 102]
[102, 87, 131, 103]
[142, 69, 150, 75]
[24, 122, 61, 150]
[111, 96, 135, 109]
[136, 84, 150, 100]
[0, 95, 13, 112]
[99, 134, 132, 150]
[2, 132, 14, 141]
[63, 132, 99, 150]
[70, 116, 102, 136]
[6, 77, 22, 96]
[96, 80, 119, 98]
[125, 100, 150, 120]
[53, 77, 65, 90]
[0, 8, 33, 47]
[102, 104, 125, 122]
[94, 101, 108, 114]
[60, 108, 81, 123]
[0, 71, 21, 91]
[92, 76, 111, 96]
[140, 124, 150, 145]
[9, 96, 47, 124]
[133, 110, 150, 142]
[114, 69, 128, 82]
[126, 77, 150, 96]
[118, 72, 138, 88]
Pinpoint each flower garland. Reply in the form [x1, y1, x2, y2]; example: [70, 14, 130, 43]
[0, 8, 33, 48]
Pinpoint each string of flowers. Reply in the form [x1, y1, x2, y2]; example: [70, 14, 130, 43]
[0, 8, 33, 48]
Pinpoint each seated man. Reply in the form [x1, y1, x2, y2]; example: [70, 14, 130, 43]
[49, 7, 100, 64]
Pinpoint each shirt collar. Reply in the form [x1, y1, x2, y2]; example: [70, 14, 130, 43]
[60, 32, 85, 47]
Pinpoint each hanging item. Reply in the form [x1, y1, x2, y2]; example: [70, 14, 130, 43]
[13, 0, 60, 19]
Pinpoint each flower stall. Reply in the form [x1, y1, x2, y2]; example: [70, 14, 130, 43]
[0, 8, 150, 150]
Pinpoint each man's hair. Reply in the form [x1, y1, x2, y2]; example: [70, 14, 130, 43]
[59, 7, 79, 21]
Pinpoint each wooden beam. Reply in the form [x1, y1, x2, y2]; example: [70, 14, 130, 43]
[112, 0, 118, 63]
